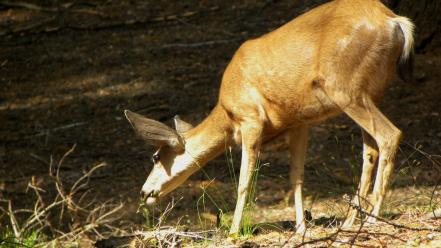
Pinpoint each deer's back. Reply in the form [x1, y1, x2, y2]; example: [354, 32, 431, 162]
[219, 0, 403, 137]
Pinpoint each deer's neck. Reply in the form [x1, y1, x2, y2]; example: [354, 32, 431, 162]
[182, 105, 233, 166]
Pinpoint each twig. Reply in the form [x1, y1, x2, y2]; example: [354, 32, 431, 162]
[292, 230, 340, 248]
[29, 153, 50, 165]
[161, 39, 239, 49]
[8, 200, 21, 238]
[46, 202, 124, 244]
[94, 202, 124, 224]
[70, 162, 108, 195]
[0, 1, 103, 15]
[0, 6, 219, 36]
[22, 199, 64, 232]
[32, 122, 88, 138]
[157, 197, 183, 227]
[427, 180, 440, 220]
[344, 195, 441, 232]
[348, 193, 371, 247]
[0, 16, 56, 36]
[2, 145, 123, 245]
[404, 142, 441, 167]
[341, 229, 406, 243]
[51, 145, 87, 212]
[0, 1, 56, 11]
[134, 229, 215, 241]
[27, 176, 46, 230]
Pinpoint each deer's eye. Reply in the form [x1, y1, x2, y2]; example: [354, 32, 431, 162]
[152, 154, 160, 163]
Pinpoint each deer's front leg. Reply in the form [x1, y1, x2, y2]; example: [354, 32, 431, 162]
[288, 126, 309, 234]
[229, 122, 263, 236]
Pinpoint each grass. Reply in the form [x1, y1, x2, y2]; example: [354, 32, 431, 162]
[138, 205, 157, 229]
[195, 147, 267, 237]
[0, 146, 124, 248]
[241, 156, 267, 237]
[0, 228, 42, 248]
[192, 145, 239, 233]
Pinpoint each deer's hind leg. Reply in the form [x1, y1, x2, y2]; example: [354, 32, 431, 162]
[340, 95, 401, 224]
[342, 130, 379, 228]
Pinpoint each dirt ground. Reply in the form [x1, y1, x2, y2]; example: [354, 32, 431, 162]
[1, 0, 441, 247]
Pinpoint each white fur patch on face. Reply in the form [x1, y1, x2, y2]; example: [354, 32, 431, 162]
[170, 152, 195, 174]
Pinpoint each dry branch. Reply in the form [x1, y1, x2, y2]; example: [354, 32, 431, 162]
[0, 1, 57, 11]
[161, 39, 239, 49]
[290, 230, 340, 248]
[0, 1, 103, 15]
[0, 6, 219, 36]
[134, 229, 215, 241]
[0, 16, 56, 36]
[343, 195, 441, 232]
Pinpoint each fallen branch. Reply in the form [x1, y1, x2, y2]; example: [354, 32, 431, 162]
[161, 39, 240, 49]
[134, 228, 216, 241]
[343, 195, 441, 232]
[0, 1, 57, 11]
[291, 230, 340, 248]
[0, 1, 103, 15]
[0, 16, 55, 36]
[0, 6, 219, 36]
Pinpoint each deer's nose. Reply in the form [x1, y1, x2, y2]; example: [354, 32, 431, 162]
[141, 189, 155, 199]
[140, 190, 158, 206]
[141, 190, 152, 200]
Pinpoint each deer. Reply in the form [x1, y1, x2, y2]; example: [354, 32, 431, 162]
[124, 0, 414, 236]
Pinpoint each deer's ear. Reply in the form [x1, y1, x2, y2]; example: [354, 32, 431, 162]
[125, 110, 184, 150]
[173, 115, 194, 133]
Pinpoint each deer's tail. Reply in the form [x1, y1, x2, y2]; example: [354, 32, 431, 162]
[391, 16, 415, 82]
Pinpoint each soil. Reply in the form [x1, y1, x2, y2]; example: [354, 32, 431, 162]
[1, 0, 440, 247]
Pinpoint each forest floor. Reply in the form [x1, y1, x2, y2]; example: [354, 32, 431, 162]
[1, 0, 441, 247]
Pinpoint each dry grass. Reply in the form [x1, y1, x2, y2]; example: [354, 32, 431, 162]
[0, 145, 125, 247]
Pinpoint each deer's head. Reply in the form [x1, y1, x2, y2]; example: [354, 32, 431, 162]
[124, 110, 195, 206]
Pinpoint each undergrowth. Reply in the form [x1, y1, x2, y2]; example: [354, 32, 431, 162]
[0, 228, 42, 248]
[0, 145, 123, 247]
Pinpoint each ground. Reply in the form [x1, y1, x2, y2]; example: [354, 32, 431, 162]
[1, 0, 440, 247]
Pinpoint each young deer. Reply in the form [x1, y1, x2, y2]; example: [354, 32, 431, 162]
[125, 0, 414, 236]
